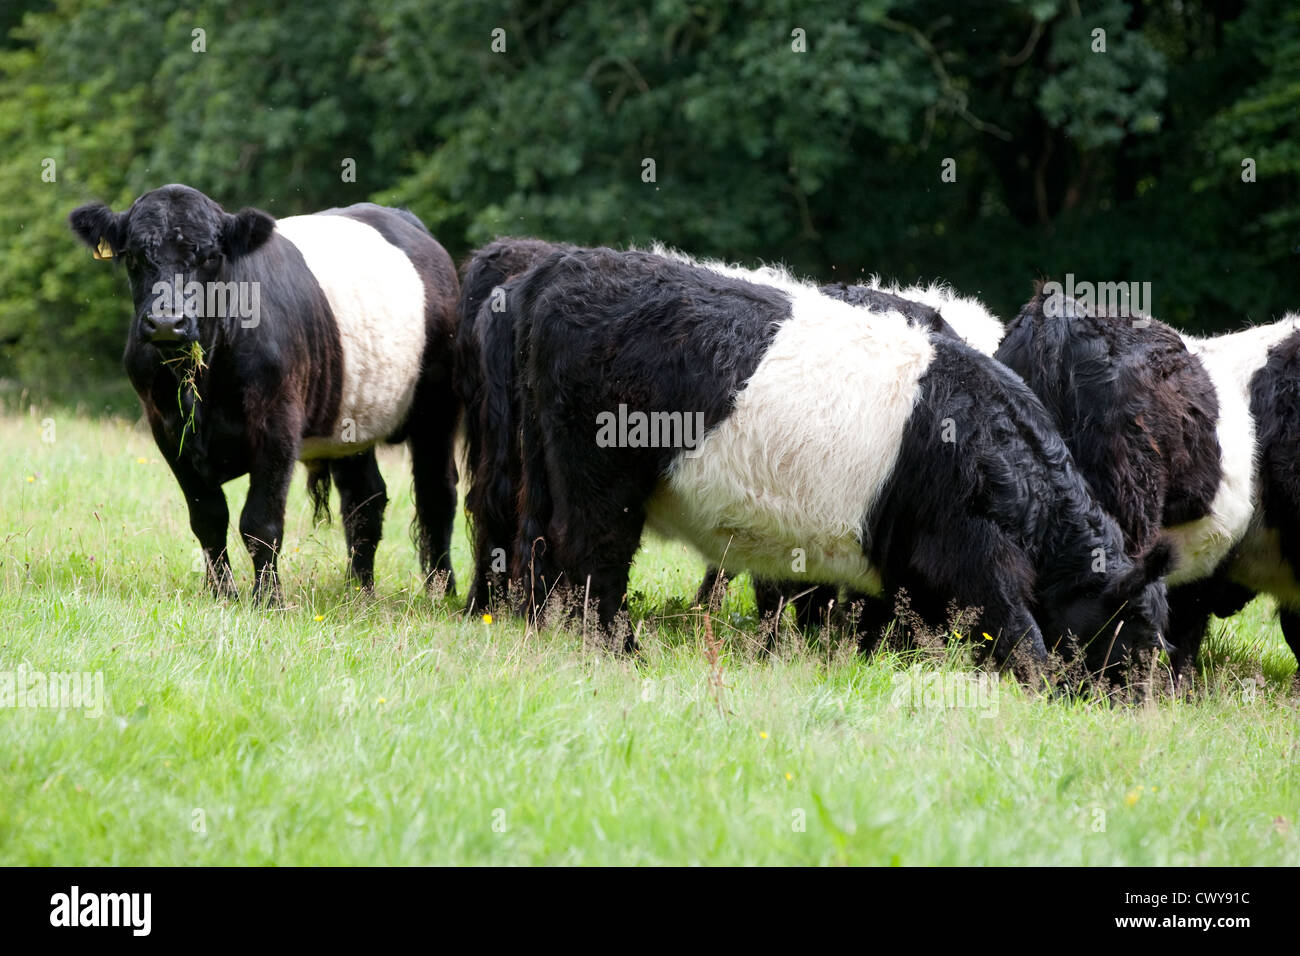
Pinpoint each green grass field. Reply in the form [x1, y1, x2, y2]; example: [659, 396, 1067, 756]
[1, 409, 1297, 865]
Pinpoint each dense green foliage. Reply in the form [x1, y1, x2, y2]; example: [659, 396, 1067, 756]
[2, 1, 1297, 403]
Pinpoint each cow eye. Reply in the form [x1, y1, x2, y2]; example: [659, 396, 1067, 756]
[200, 252, 222, 270]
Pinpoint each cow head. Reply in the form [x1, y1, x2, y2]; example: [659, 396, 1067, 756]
[69, 184, 274, 346]
[1045, 536, 1174, 677]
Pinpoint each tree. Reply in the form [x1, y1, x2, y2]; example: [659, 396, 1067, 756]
[1, 0, 1297, 401]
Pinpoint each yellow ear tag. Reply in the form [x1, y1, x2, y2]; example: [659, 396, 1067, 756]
[93, 237, 114, 260]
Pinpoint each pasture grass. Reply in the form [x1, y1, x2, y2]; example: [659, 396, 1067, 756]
[0, 409, 1297, 865]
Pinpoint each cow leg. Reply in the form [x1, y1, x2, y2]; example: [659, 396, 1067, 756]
[752, 576, 785, 621]
[851, 592, 896, 655]
[791, 584, 839, 632]
[464, 447, 517, 614]
[749, 577, 789, 652]
[408, 384, 459, 595]
[466, 520, 509, 615]
[520, 411, 650, 647]
[981, 601, 1048, 683]
[1278, 609, 1300, 668]
[553, 495, 647, 652]
[695, 565, 729, 607]
[901, 532, 1047, 680]
[875, 524, 1048, 678]
[166, 457, 236, 599]
[1272, 519, 1300, 667]
[331, 450, 388, 591]
[1166, 584, 1212, 689]
[752, 578, 837, 630]
[240, 430, 300, 606]
[514, 413, 560, 622]
[1168, 577, 1253, 687]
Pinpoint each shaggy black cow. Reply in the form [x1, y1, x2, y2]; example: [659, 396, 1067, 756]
[995, 289, 1222, 556]
[455, 237, 573, 614]
[505, 248, 1171, 680]
[995, 287, 1300, 679]
[456, 241, 1008, 638]
[69, 184, 460, 602]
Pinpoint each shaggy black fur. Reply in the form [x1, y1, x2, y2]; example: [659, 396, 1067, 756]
[995, 289, 1221, 554]
[69, 184, 460, 602]
[454, 237, 574, 613]
[819, 282, 956, 336]
[994, 287, 1253, 682]
[508, 248, 1170, 680]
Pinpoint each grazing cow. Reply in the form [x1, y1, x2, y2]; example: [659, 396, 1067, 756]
[456, 241, 1008, 637]
[995, 289, 1222, 556]
[696, 274, 1007, 641]
[995, 287, 1300, 679]
[1168, 317, 1300, 676]
[69, 184, 460, 602]
[455, 237, 573, 614]
[506, 248, 1171, 680]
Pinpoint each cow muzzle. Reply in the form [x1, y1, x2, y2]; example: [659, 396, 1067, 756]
[141, 314, 191, 343]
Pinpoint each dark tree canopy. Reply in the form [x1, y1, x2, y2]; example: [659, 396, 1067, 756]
[1, 0, 1296, 407]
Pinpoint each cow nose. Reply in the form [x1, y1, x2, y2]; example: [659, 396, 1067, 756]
[142, 314, 186, 342]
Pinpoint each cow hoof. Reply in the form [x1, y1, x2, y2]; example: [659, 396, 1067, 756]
[251, 585, 283, 609]
[207, 573, 238, 602]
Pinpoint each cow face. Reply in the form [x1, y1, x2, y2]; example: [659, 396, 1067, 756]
[1046, 538, 1173, 675]
[69, 184, 274, 346]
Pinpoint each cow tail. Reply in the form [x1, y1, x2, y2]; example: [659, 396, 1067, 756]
[479, 305, 521, 552]
[455, 257, 490, 542]
[305, 460, 332, 525]
[508, 267, 562, 616]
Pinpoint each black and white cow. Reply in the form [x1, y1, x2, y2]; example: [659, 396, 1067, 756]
[1167, 317, 1300, 676]
[505, 247, 1171, 680]
[455, 237, 573, 614]
[69, 184, 460, 602]
[693, 270, 1007, 641]
[456, 240, 1009, 639]
[995, 287, 1300, 679]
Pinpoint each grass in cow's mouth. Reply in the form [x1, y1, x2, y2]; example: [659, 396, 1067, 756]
[162, 340, 207, 453]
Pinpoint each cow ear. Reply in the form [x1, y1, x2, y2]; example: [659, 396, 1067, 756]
[221, 207, 276, 260]
[69, 202, 126, 260]
[1138, 535, 1175, 585]
[1109, 536, 1176, 598]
